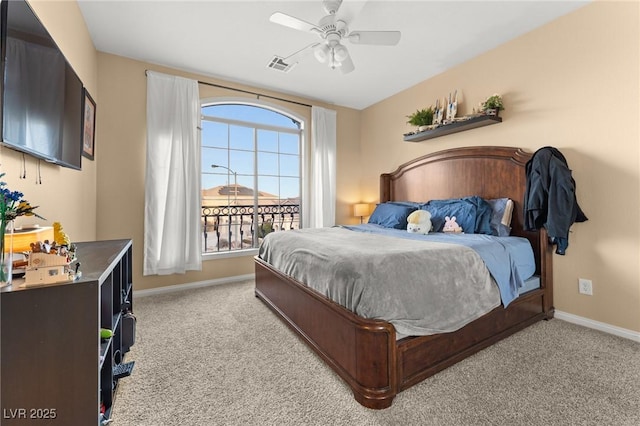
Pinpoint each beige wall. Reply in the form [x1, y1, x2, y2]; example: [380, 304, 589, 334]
[0, 1, 98, 242]
[12, 1, 638, 333]
[360, 1, 640, 332]
[96, 54, 362, 291]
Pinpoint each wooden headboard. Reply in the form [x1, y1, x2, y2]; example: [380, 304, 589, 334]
[380, 146, 551, 282]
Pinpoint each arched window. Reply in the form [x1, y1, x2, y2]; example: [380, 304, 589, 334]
[200, 102, 304, 255]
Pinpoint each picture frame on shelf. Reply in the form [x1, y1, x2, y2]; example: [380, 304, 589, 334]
[82, 89, 96, 160]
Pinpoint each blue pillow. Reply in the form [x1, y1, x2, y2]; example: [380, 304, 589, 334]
[421, 200, 474, 233]
[487, 198, 514, 237]
[388, 201, 422, 209]
[368, 203, 417, 229]
[420, 196, 493, 234]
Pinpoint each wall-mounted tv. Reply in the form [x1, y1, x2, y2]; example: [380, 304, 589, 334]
[0, 0, 83, 170]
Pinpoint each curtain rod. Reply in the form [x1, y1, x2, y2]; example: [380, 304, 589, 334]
[144, 69, 312, 108]
[197, 80, 312, 109]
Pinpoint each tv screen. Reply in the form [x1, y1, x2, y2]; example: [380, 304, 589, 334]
[0, 0, 83, 170]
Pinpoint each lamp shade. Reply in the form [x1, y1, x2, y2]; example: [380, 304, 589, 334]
[314, 44, 330, 63]
[333, 44, 349, 62]
[353, 203, 369, 218]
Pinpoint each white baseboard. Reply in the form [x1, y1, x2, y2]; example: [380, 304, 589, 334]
[555, 310, 640, 343]
[134, 273, 255, 298]
[134, 281, 639, 343]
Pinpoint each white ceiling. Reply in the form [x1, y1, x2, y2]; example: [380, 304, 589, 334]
[77, 0, 589, 110]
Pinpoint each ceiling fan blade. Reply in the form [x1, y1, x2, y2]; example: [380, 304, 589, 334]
[270, 12, 320, 33]
[285, 43, 321, 64]
[348, 31, 401, 46]
[339, 54, 355, 74]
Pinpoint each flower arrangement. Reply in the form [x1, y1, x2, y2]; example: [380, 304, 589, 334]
[406, 107, 435, 128]
[0, 174, 44, 222]
[481, 94, 504, 111]
[0, 173, 45, 285]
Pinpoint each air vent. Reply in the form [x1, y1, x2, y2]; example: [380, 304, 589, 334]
[267, 56, 296, 73]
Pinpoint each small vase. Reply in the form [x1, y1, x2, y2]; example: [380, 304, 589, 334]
[0, 220, 14, 288]
[485, 108, 499, 117]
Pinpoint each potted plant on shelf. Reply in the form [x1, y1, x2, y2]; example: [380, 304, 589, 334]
[406, 107, 434, 132]
[481, 94, 504, 116]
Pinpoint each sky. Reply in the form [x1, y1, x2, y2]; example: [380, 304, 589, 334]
[201, 104, 302, 201]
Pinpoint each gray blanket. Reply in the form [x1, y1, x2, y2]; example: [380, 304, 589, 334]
[258, 227, 500, 336]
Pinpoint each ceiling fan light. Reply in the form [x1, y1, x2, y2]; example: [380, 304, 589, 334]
[333, 44, 349, 62]
[314, 44, 330, 63]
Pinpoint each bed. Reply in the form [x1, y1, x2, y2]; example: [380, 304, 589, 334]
[254, 146, 554, 409]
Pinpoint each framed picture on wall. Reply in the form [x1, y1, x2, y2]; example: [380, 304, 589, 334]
[82, 88, 96, 160]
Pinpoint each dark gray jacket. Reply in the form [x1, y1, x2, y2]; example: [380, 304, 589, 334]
[524, 147, 588, 255]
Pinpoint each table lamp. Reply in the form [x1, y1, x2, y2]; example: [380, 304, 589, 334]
[353, 203, 369, 224]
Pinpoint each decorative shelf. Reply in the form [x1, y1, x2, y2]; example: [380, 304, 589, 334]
[403, 115, 502, 142]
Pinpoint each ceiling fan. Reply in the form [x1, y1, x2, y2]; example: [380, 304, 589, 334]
[269, 0, 401, 74]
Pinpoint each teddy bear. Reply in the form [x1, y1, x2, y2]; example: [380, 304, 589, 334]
[443, 216, 463, 233]
[407, 210, 432, 234]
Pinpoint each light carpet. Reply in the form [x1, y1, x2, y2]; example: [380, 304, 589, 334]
[111, 280, 640, 426]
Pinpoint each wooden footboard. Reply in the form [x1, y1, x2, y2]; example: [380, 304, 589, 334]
[255, 256, 398, 409]
[256, 256, 551, 409]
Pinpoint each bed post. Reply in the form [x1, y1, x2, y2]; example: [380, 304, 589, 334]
[539, 227, 555, 319]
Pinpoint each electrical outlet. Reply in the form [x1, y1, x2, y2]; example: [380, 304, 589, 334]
[578, 278, 593, 295]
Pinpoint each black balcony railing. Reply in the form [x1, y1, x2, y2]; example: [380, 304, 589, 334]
[201, 203, 300, 252]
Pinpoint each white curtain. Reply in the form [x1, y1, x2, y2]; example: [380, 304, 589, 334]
[144, 71, 202, 275]
[307, 106, 337, 228]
